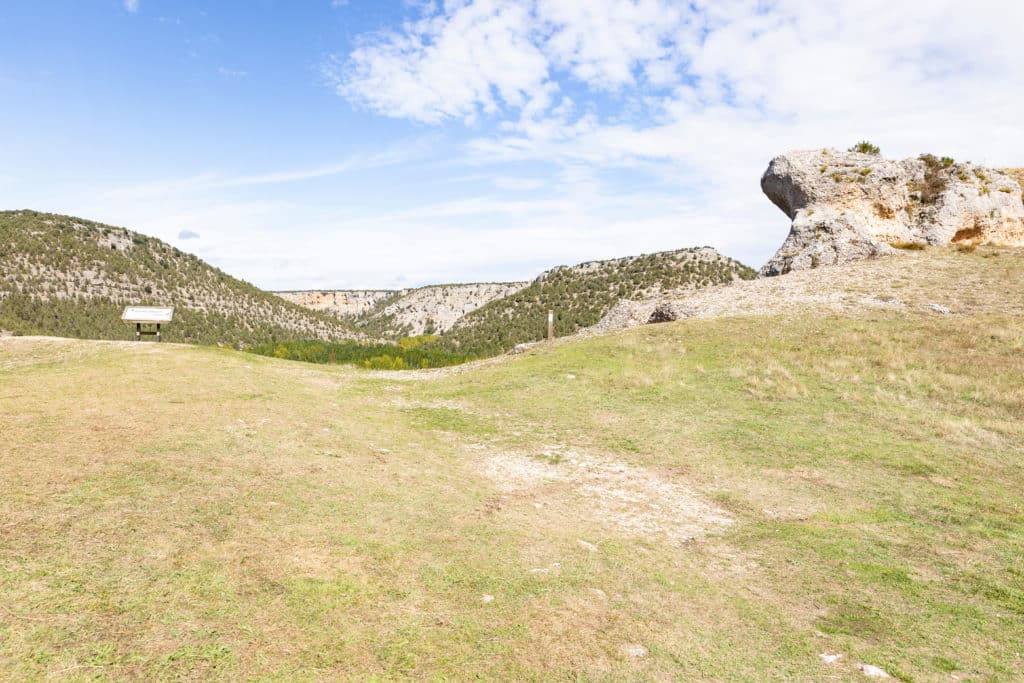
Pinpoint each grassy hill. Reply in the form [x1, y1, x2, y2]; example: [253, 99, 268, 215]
[3, 248, 1020, 680]
[0, 210, 357, 346]
[440, 247, 755, 355]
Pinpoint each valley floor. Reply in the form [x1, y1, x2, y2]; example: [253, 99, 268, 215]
[1, 250, 1023, 681]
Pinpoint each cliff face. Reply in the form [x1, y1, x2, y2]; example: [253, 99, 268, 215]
[376, 282, 529, 336]
[275, 282, 529, 337]
[760, 149, 1024, 276]
[274, 289, 393, 317]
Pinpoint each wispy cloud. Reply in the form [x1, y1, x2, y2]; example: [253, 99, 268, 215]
[96, 142, 431, 202]
[217, 67, 247, 78]
[330, 0, 1024, 166]
[322, 0, 1024, 279]
[123, 0, 139, 14]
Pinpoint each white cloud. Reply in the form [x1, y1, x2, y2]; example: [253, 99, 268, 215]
[217, 67, 247, 78]
[328, 0, 552, 124]
[11, 1, 1020, 291]
[93, 143, 429, 203]
[323, 0, 1024, 277]
[123, 0, 139, 14]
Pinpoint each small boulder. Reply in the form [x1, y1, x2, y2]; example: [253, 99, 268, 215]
[859, 663, 891, 678]
[622, 643, 648, 658]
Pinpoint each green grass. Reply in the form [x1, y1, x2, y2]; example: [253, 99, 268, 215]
[2, 300, 1023, 680]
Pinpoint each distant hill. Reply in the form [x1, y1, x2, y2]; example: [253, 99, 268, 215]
[0, 210, 357, 345]
[439, 247, 756, 355]
[352, 282, 530, 338]
[276, 282, 529, 338]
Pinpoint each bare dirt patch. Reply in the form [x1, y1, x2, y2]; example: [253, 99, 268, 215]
[477, 445, 732, 544]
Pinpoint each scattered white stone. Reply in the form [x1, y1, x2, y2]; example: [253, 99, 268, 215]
[533, 502, 544, 509]
[550, 562, 561, 569]
[588, 588, 608, 600]
[819, 653, 843, 665]
[859, 663, 891, 678]
[927, 303, 952, 315]
[481, 594, 494, 603]
[577, 539, 599, 552]
[622, 644, 648, 658]
[528, 568, 550, 574]
[565, 373, 576, 380]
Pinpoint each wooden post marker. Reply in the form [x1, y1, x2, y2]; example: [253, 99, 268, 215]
[122, 306, 174, 342]
[548, 310, 554, 343]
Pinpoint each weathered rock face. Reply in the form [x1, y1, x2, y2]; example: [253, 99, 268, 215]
[760, 149, 1024, 276]
[274, 289, 393, 316]
[276, 282, 529, 337]
[377, 282, 528, 336]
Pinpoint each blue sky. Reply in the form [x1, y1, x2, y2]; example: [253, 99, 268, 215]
[1, 1, 1022, 289]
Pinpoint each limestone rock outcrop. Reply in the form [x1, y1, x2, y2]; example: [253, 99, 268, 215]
[377, 282, 529, 336]
[276, 282, 529, 337]
[274, 289, 393, 317]
[760, 149, 1024, 276]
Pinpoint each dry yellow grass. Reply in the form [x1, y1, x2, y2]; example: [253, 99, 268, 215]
[1001, 167, 1024, 190]
[2, 249, 1024, 680]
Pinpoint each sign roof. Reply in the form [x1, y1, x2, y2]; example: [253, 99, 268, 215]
[122, 306, 174, 323]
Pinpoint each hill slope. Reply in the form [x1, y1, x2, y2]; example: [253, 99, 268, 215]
[278, 282, 530, 338]
[0, 210, 357, 345]
[441, 246, 755, 354]
[2, 248, 1022, 680]
[350, 281, 530, 337]
[593, 244, 1024, 331]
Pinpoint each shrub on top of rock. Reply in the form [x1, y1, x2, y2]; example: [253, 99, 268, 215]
[849, 141, 881, 156]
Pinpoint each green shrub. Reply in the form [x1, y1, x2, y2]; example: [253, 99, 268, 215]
[916, 154, 950, 204]
[248, 338, 475, 370]
[849, 141, 881, 156]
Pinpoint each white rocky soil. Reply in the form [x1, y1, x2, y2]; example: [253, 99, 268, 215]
[589, 247, 1024, 333]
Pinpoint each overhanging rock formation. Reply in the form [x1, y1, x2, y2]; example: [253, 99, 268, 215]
[760, 149, 1024, 276]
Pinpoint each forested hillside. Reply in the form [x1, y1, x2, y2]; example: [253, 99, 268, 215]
[0, 211, 357, 346]
[440, 247, 755, 355]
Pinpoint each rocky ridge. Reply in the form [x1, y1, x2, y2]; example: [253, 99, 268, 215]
[760, 149, 1024, 276]
[276, 282, 529, 337]
[275, 289, 394, 317]
[589, 246, 1024, 334]
[441, 247, 755, 354]
[372, 282, 529, 336]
